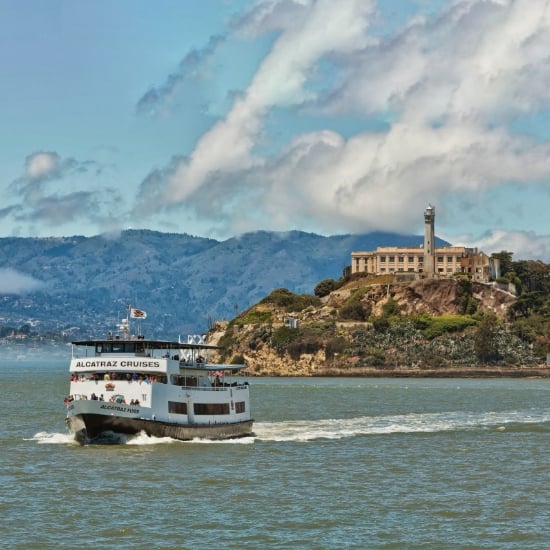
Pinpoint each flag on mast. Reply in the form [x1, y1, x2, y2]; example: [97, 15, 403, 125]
[130, 308, 147, 319]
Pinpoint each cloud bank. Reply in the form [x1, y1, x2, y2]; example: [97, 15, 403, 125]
[3, 0, 549, 263]
[131, 0, 550, 260]
[9, 151, 116, 232]
[0, 268, 44, 294]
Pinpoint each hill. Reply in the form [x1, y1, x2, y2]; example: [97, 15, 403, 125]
[207, 275, 550, 377]
[0, 229, 441, 338]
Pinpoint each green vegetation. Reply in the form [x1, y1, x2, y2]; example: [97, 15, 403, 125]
[325, 336, 347, 360]
[474, 313, 500, 363]
[260, 288, 321, 312]
[493, 251, 550, 355]
[230, 354, 245, 365]
[456, 278, 478, 315]
[314, 278, 339, 297]
[339, 287, 372, 321]
[419, 315, 478, 340]
[232, 309, 273, 326]
[271, 325, 301, 349]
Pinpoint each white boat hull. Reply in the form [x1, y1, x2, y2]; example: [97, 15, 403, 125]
[67, 413, 253, 444]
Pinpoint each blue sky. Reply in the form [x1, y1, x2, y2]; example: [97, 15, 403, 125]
[1, 0, 550, 262]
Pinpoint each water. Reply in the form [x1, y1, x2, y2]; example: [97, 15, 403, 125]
[2, 361, 550, 549]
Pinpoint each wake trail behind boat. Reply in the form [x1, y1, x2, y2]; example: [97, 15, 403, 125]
[254, 409, 550, 442]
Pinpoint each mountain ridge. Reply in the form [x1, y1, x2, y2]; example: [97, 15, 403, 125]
[0, 229, 447, 337]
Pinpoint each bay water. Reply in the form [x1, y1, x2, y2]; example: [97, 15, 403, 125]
[1, 360, 549, 549]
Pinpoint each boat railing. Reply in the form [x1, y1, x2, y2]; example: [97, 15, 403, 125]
[179, 383, 249, 391]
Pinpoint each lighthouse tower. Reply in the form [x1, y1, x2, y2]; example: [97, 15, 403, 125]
[423, 204, 436, 277]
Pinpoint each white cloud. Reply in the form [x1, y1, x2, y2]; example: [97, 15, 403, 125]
[135, 0, 550, 262]
[25, 152, 61, 182]
[137, 0, 375, 207]
[0, 268, 45, 294]
[451, 229, 550, 263]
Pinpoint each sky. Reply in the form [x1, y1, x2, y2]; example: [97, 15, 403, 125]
[1, 0, 550, 263]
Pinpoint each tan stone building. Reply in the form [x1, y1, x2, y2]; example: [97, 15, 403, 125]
[351, 206, 500, 282]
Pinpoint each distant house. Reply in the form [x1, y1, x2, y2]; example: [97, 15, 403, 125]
[351, 206, 500, 283]
[284, 317, 299, 329]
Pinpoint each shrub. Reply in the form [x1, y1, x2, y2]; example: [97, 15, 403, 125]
[381, 298, 400, 318]
[372, 317, 390, 332]
[233, 309, 273, 325]
[325, 337, 347, 360]
[271, 325, 300, 350]
[340, 302, 369, 321]
[421, 315, 477, 339]
[260, 288, 321, 312]
[314, 279, 337, 297]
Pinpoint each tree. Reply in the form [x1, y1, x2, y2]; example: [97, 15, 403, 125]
[314, 278, 337, 298]
[474, 313, 500, 364]
[492, 251, 514, 277]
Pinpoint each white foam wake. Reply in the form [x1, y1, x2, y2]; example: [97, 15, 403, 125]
[30, 431, 79, 444]
[29, 429, 254, 446]
[30, 409, 550, 445]
[254, 409, 550, 442]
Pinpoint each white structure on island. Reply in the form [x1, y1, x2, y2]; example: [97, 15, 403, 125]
[351, 205, 500, 282]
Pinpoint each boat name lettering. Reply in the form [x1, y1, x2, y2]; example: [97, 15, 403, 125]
[120, 360, 160, 368]
[74, 360, 160, 368]
[99, 404, 140, 413]
[75, 360, 118, 368]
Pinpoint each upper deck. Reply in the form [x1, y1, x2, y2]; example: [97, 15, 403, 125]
[69, 337, 245, 375]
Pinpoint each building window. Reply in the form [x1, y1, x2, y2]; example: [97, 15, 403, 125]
[419, 256, 424, 262]
[408, 268, 414, 272]
[389, 256, 395, 263]
[447, 256, 453, 263]
[380, 256, 386, 262]
[438, 268, 444, 273]
[408, 256, 414, 262]
[437, 256, 444, 262]
[380, 268, 386, 273]
[398, 256, 404, 263]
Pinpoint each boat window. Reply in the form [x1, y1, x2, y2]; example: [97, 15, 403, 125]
[194, 403, 230, 415]
[168, 401, 188, 414]
[171, 375, 199, 387]
[98, 342, 138, 354]
[235, 401, 246, 413]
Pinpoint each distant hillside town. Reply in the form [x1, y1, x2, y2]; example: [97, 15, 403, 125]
[351, 205, 500, 283]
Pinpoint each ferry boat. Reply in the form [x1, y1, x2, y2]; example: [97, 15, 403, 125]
[65, 309, 253, 444]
